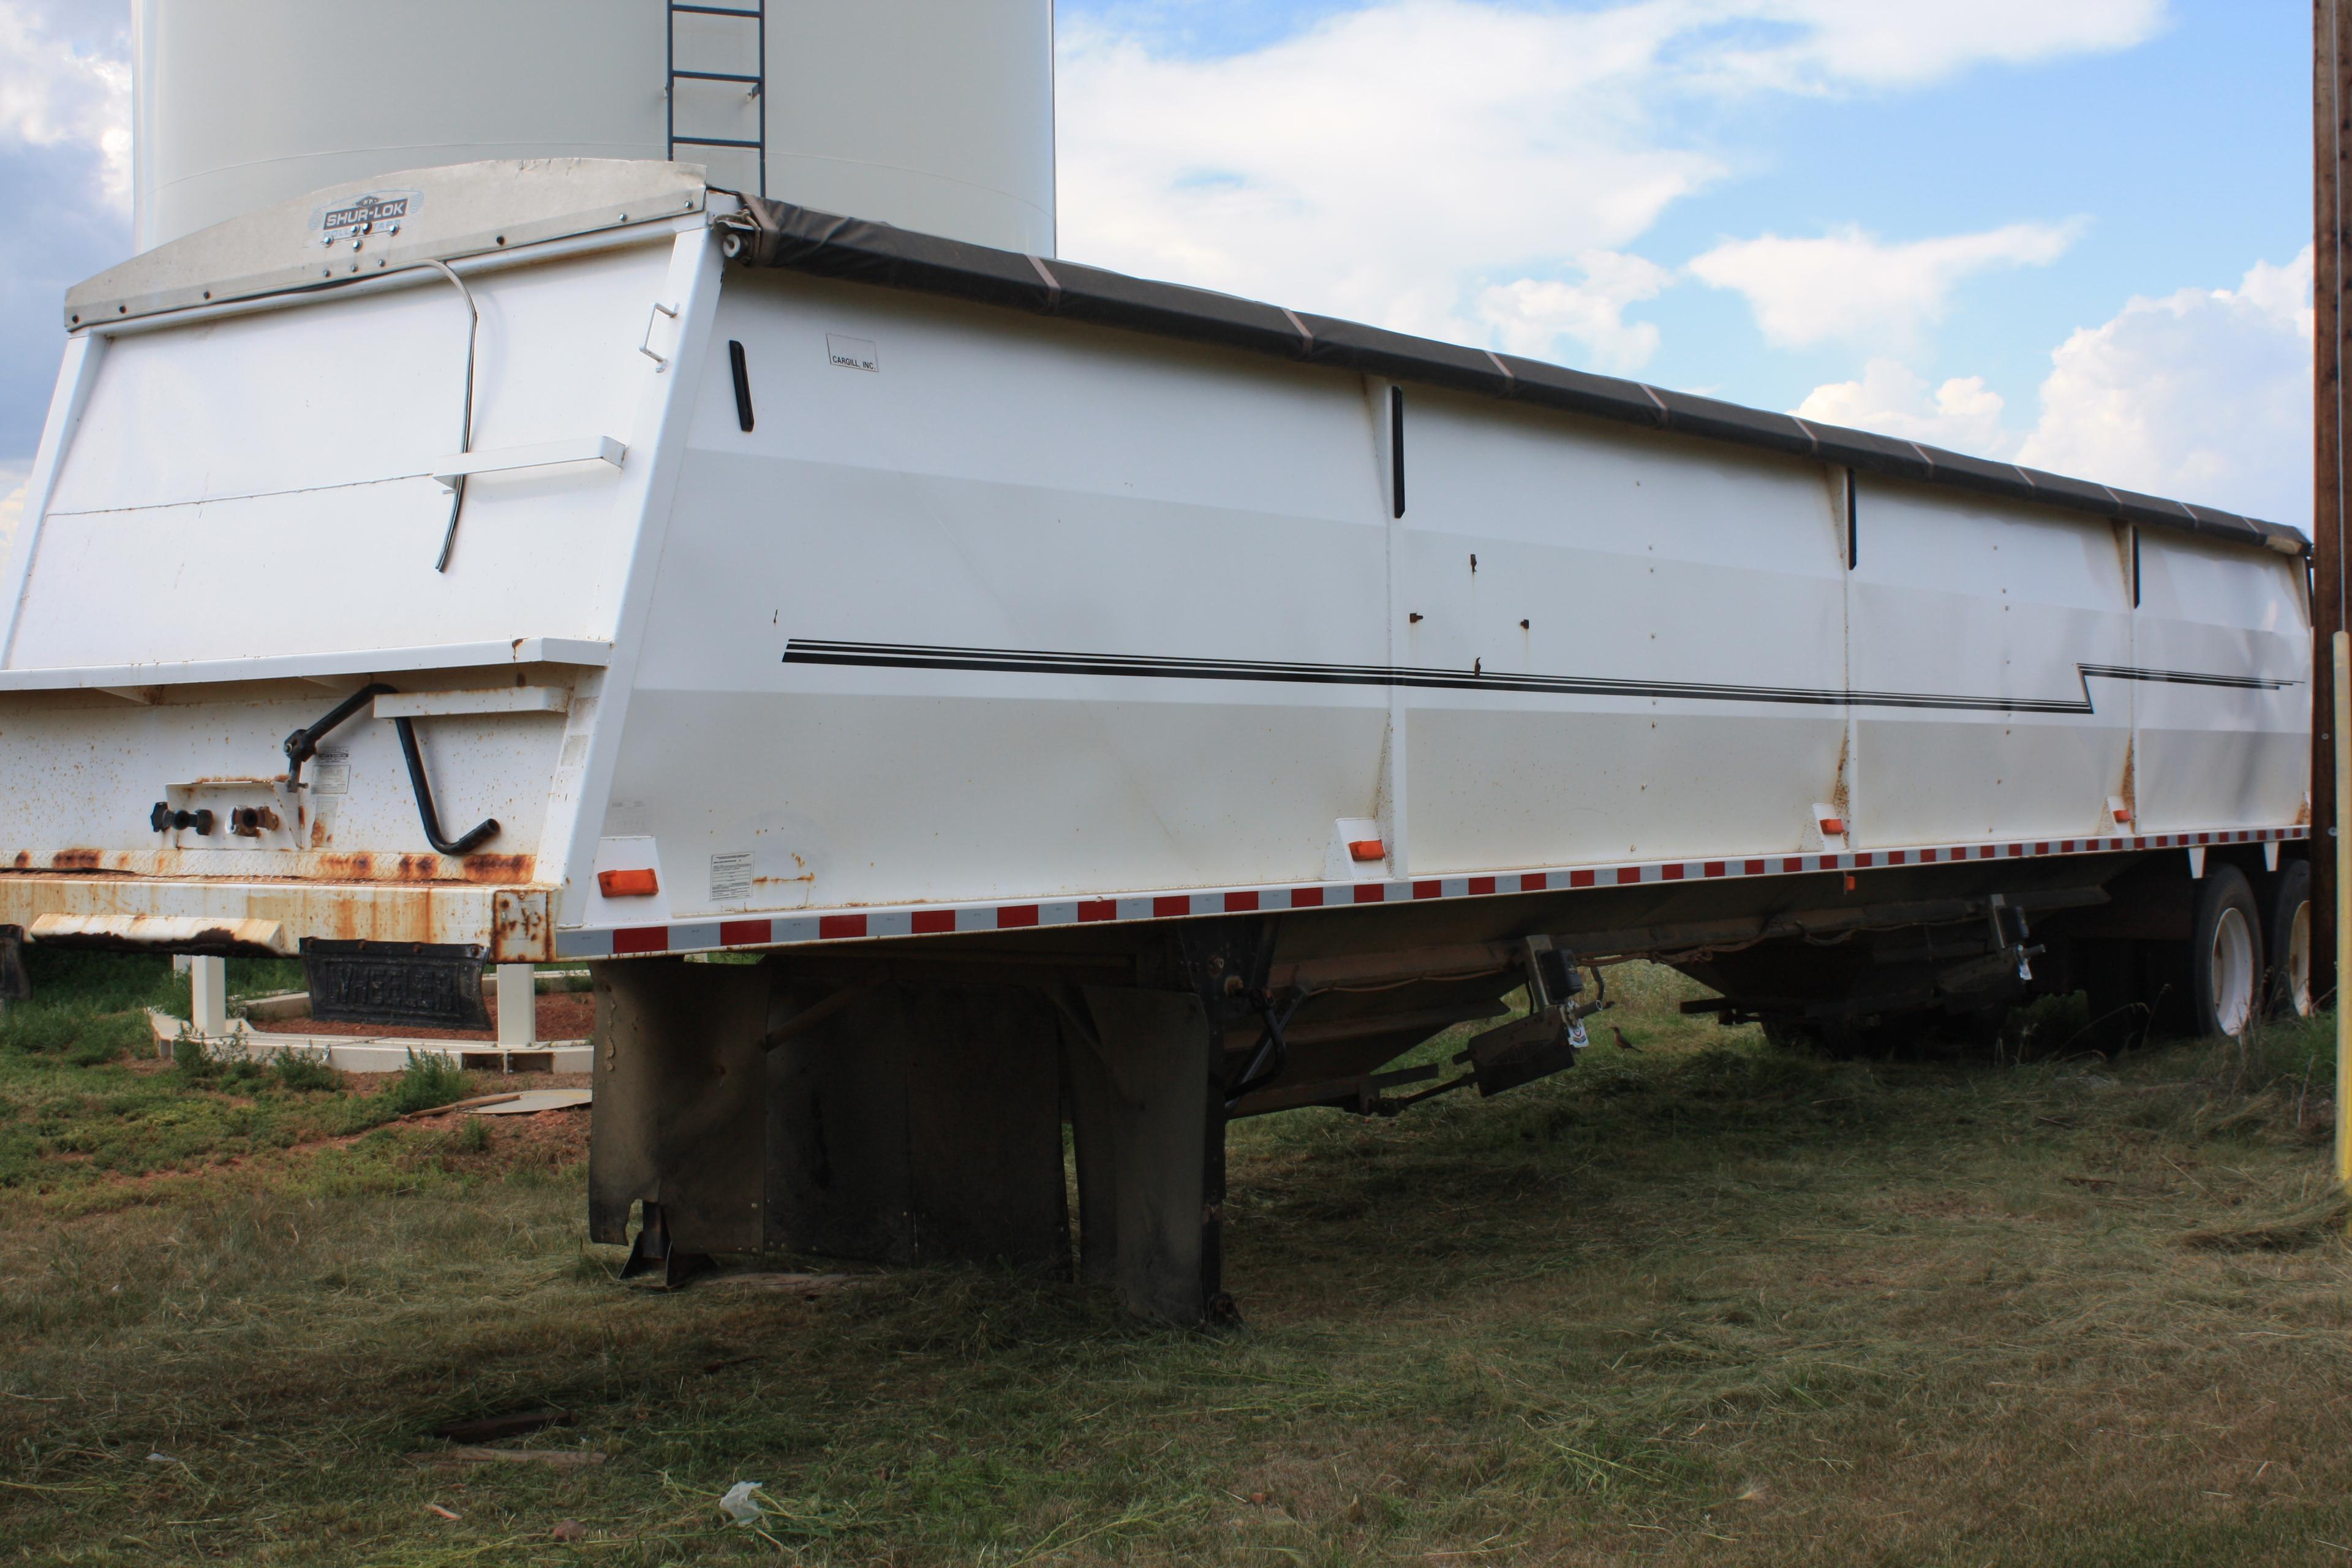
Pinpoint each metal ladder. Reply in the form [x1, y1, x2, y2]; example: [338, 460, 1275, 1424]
[667, 1, 766, 196]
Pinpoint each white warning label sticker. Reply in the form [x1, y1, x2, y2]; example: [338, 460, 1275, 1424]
[709, 851, 755, 903]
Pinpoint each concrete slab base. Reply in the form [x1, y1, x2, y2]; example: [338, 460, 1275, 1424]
[146, 1010, 590, 1074]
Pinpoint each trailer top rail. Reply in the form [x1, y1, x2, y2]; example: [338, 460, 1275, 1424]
[718, 194, 2307, 559]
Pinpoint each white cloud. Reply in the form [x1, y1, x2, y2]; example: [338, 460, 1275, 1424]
[1474, 251, 1673, 373]
[1058, 1, 1717, 345]
[1796, 358, 2011, 454]
[0, 1, 129, 204]
[1058, 0, 2158, 368]
[1697, 0, 2169, 91]
[1789, 248, 2312, 525]
[2016, 247, 2313, 524]
[1689, 221, 2082, 351]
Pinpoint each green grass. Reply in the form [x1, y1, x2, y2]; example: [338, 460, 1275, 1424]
[0, 951, 480, 1197]
[0, 956, 2348, 1564]
[377, 1050, 475, 1116]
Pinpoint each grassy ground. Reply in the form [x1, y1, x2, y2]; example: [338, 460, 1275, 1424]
[2, 956, 2349, 1565]
[0, 951, 486, 1204]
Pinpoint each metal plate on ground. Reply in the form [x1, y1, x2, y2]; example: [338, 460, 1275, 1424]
[469, 1089, 591, 1115]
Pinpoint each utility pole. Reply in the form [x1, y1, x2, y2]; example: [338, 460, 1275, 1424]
[2315, 1, 2349, 1007]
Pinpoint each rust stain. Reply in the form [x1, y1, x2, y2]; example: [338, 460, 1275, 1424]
[240, 849, 541, 890]
[50, 850, 102, 871]
[458, 852, 535, 884]
[11, 852, 26, 869]
[491, 888, 551, 961]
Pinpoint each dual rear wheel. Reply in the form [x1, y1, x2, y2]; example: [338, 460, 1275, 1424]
[2184, 860, 2310, 1039]
[2264, 858, 2313, 1021]
[2190, 864, 2262, 1039]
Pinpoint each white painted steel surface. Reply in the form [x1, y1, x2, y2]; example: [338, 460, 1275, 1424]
[131, 0, 1054, 254]
[0, 160, 2312, 962]
[1850, 483, 2137, 846]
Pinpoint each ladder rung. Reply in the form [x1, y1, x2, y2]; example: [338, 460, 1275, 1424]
[673, 4, 761, 15]
[671, 135, 764, 149]
[673, 70, 761, 83]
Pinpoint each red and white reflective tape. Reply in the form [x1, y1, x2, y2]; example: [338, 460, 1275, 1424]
[554, 824, 2310, 959]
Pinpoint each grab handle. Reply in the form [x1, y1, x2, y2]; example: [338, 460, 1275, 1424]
[639, 301, 679, 369]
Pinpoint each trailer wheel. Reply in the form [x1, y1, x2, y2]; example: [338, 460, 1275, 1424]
[2263, 859, 2313, 1019]
[2188, 865, 2263, 1039]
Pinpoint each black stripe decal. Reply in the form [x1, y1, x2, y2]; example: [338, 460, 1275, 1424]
[783, 641, 2299, 714]
[2075, 662, 2283, 690]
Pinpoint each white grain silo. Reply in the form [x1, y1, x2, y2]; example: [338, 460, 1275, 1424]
[128, 0, 1056, 255]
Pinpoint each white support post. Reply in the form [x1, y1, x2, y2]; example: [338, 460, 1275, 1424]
[190, 955, 227, 1039]
[497, 963, 538, 1047]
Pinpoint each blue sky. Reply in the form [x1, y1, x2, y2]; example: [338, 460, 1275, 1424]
[0, 0, 2317, 527]
[1625, 0, 2305, 420]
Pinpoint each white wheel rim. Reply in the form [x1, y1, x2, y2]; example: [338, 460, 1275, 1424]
[2209, 906, 2255, 1037]
[2286, 901, 2313, 1017]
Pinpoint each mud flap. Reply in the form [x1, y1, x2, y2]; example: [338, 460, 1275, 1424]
[763, 982, 1067, 1268]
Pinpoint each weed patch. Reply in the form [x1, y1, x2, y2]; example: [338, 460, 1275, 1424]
[273, 1052, 342, 1093]
[376, 1049, 473, 1115]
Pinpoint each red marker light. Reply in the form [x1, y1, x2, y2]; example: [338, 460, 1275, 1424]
[598, 867, 660, 897]
[1348, 839, 1386, 862]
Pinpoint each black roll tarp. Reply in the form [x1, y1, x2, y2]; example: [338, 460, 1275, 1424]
[723, 196, 2303, 557]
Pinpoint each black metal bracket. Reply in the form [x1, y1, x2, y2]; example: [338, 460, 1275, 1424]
[1224, 987, 1305, 1109]
[619, 1201, 712, 1289]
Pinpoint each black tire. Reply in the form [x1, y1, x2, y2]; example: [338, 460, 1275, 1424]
[2262, 858, 2313, 1019]
[2186, 864, 2264, 1039]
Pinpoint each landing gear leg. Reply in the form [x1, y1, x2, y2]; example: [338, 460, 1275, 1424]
[1065, 987, 1232, 1326]
[619, 1199, 712, 1289]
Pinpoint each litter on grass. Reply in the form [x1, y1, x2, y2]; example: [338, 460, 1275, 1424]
[720, 1481, 766, 1526]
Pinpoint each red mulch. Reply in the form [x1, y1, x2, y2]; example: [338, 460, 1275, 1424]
[252, 992, 595, 1042]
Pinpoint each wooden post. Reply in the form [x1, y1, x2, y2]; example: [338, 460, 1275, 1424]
[2336, 634, 2350, 1193]
[2316, 1, 2351, 1006]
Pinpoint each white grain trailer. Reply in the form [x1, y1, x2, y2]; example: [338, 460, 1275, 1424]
[0, 160, 2312, 1321]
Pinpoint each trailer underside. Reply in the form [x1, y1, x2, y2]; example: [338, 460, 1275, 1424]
[582, 839, 2305, 1321]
